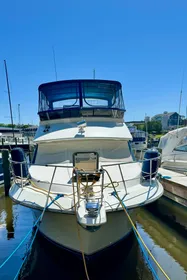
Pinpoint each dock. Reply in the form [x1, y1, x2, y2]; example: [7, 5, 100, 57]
[159, 168, 187, 207]
[0, 137, 34, 152]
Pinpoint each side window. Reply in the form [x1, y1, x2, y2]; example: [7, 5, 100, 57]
[174, 145, 187, 152]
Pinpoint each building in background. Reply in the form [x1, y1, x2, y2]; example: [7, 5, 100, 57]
[152, 112, 183, 131]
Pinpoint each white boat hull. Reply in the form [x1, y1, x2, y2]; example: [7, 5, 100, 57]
[33, 209, 133, 256]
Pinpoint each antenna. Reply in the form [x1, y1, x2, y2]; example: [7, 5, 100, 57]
[93, 69, 95, 79]
[4, 60, 15, 138]
[18, 104, 21, 126]
[145, 113, 148, 135]
[177, 69, 185, 134]
[52, 46, 58, 81]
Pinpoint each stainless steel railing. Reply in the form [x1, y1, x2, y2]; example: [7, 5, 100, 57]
[102, 153, 161, 187]
[9, 154, 161, 194]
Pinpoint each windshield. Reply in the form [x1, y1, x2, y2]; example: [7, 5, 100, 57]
[38, 80, 125, 113]
[174, 144, 187, 152]
[82, 81, 118, 107]
[39, 81, 80, 112]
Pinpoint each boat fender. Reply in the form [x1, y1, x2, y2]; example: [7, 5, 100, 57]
[142, 149, 159, 180]
[11, 148, 29, 178]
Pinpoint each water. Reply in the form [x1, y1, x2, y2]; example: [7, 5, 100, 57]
[136, 200, 187, 280]
[0, 186, 187, 280]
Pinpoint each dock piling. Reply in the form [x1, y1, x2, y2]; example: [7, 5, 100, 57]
[2, 149, 11, 196]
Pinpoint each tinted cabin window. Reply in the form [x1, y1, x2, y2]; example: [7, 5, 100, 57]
[174, 145, 187, 152]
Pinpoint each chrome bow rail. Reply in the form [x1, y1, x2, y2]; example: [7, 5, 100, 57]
[9, 152, 161, 198]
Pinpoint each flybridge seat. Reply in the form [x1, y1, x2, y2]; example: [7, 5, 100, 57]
[38, 79, 125, 121]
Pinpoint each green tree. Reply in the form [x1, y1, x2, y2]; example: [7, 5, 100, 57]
[143, 121, 162, 134]
[7, 123, 16, 128]
[136, 124, 144, 131]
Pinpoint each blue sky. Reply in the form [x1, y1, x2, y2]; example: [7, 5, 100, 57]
[0, 0, 187, 124]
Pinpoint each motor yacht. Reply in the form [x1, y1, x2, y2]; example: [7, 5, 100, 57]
[9, 79, 163, 257]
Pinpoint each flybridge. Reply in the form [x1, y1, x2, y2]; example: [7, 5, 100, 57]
[38, 79, 125, 121]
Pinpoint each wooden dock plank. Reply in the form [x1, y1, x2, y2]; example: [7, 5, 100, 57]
[159, 168, 187, 207]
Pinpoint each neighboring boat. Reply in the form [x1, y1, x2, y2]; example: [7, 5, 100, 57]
[128, 127, 147, 151]
[9, 79, 163, 258]
[158, 126, 187, 173]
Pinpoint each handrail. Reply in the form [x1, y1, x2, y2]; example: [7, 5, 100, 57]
[10, 153, 161, 167]
[10, 156, 161, 170]
[102, 155, 160, 189]
[10, 154, 161, 195]
[101, 155, 161, 167]
[101, 161, 137, 167]
[9, 159, 74, 169]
